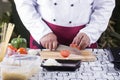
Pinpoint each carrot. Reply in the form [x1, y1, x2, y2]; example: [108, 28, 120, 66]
[60, 50, 70, 58]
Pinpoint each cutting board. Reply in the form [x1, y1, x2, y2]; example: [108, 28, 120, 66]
[40, 49, 96, 62]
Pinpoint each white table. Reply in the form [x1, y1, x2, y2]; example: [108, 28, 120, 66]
[1, 49, 120, 80]
[39, 49, 120, 80]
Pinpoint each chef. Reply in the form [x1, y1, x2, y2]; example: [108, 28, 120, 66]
[14, 0, 115, 50]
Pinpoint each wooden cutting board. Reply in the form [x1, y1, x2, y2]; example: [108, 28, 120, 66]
[40, 49, 96, 62]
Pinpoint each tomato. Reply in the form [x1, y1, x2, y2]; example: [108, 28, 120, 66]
[70, 43, 81, 50]
[60, 50, 70, 58]
[7, 45, 17, 56]
[17, 47, 27, 54]
[8, 45, 17, 52]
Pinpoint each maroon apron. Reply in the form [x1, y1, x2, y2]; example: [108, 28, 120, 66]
[30, 20, 97, 49]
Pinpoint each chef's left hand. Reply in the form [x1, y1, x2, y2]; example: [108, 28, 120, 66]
[72, 33, 90, 49]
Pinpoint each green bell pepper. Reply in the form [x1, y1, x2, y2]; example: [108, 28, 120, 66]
[11, 35, 27, 49]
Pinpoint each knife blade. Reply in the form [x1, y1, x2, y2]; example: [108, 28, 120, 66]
[56, 44, 81, 55]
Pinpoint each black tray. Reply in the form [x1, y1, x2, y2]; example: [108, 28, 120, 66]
[108, 47, 120, 62]
[41, 59, 81, 71]
[107, 47, 120, 71]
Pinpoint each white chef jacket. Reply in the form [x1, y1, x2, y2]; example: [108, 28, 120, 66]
[14, 0, 115, 45]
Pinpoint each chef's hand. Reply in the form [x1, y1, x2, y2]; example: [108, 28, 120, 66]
[40, 32, 58, 50]
[72, 33, 90, 49]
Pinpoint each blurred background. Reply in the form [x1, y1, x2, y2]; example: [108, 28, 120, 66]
[0, 0, 120, 48]
[0, 0, 30, 47]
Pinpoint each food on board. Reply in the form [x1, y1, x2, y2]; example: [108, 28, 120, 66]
[70, 43, 81, 50]
[60, 50, 70, 58]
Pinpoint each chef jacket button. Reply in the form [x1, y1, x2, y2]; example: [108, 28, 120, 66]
[54, 3, 57, 5]
[53, 19, 56, 21]
[71, 4, 74, 7]
[69, 21, 72, 24]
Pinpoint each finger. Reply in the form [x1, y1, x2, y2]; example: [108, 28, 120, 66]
[72, 37, 81, 45]
[45, 42, 49, 49]
[76, 35, 84, 45]
[81, 45, 86, 50]
[52, 41, 58, 50]
[48, 42, 53, 51]
[77, 35, 85, 47]
[79, 41, 87, 49]
[78, 37, 87, 49]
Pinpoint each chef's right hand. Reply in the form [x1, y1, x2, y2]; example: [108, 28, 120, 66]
[40, 32, 58, 50]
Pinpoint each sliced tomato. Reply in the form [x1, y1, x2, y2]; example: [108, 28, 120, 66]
[17, 47, 27, 54]
[70, 43, 81, 50]
[60, 50, 70, 58]
[7, 45, 17, 57]
[8, 45, 17, 52]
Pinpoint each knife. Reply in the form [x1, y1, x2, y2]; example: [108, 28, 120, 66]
[56, 44, 81, 55]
